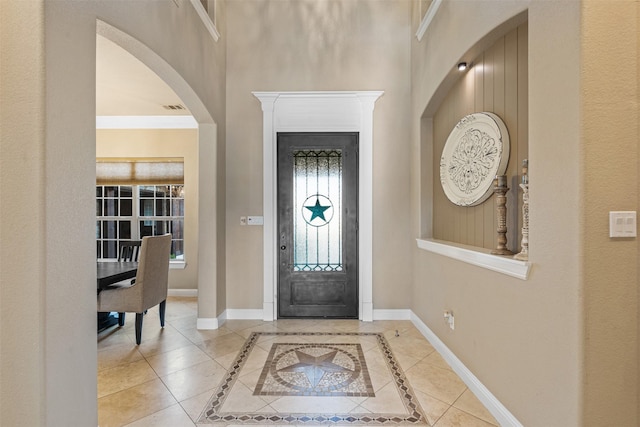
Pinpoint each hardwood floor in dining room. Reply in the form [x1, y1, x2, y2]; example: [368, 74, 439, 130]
[97, 297, 498, 427]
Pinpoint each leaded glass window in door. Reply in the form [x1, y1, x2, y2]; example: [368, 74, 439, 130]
[293, 149, 342, 272]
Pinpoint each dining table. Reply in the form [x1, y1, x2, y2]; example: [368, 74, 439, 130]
[97, 262, 138, 331]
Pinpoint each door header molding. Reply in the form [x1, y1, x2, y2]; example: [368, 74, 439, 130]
[253, 91, 384, 321]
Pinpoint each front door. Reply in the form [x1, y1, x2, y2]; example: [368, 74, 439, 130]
[277, 132, 358, 318]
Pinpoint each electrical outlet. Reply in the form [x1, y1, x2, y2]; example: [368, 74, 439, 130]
[240, 216, 247, 226]
[444, 310, 455, 330]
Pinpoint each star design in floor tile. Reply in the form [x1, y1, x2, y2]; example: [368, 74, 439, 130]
[277, 349, 352, 388]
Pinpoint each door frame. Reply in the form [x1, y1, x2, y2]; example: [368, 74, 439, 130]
[253, 91, 383, 322]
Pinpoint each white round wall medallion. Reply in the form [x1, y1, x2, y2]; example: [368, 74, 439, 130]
[439, 112, 510, 206]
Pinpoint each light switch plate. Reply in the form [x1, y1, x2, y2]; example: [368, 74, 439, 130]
[247, 216, 264, 226]
[609, 211, 637, 238]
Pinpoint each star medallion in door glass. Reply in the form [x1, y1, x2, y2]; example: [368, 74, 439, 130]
[302, 195, 333, 227]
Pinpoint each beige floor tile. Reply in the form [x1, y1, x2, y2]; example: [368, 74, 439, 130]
[269, 395, 358, 413]
[176, 324, 234, 345]
[160, 359, 228, 402]
[359, 381, 407, 414]
[272, 318, 319, 332]
[238, 343, 269, 373]
[136, 326, 196, 358]
[218, 381, 270, 412]
[423, 350, 453, 371]
[392, 350, 422, 372]
[98, 297, 497, 427]
[387, 334, 436, 361]
[124, 403, 196, 427]
[98, 378, 176, 427]
[98, 359, 158, 398]
[452, 389, 498, 425]
[98, 343, 145, 372]
[180, 389, 217, 422]
[98, 327, 135, 350]
[413, 389, 451, 426]
[434, 406, 497, 427]
[214, 351, 241, 370]
[146, 344, 213, 377]
[365, 364, 393, 392]
[405, 361, 467, 405]
[198, 332, 248, 359]
[223, 319, 269, 332]
[235, 322, 284, 338]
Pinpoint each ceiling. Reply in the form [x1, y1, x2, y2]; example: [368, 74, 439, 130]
[96, 35, 191, 116]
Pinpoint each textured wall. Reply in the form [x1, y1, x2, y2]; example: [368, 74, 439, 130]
[0, 1, 46, 425]
[1, 0, 226, 424]
[225, 0, 413, 311]
[411, 2, 583, 425]
[581, 1, 638, 425]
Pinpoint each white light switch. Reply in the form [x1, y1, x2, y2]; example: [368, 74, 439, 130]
[609, 211, 637, 238]
[247, 216, 264, 226]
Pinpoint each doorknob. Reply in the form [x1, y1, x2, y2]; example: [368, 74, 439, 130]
[280, 245, 286, 250]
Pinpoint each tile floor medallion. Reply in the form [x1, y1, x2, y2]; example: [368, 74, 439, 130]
[198, 332, 428, 425]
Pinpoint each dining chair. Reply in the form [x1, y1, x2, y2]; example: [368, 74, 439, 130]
[97, 234, 172, 345]
[118, 240, 142, 262]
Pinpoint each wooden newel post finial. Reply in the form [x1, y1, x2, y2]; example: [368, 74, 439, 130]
[491, 175, 514, 255]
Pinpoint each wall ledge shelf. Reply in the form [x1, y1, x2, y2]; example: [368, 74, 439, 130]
[416, 238, 531, 280]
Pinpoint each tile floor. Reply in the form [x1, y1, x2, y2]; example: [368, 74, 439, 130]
[97, 297, 499, 427]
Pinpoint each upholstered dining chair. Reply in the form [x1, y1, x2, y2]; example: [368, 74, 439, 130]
[97, 234, 172, 345]
[118, 240, 142, 262]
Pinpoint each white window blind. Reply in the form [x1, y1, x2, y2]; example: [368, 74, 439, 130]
[96, 158, 184, 185]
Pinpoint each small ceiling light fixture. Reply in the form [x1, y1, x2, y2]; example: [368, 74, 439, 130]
[457, 62, 468, 71]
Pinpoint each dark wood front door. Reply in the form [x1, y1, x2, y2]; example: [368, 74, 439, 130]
[277, 132, 358, 318]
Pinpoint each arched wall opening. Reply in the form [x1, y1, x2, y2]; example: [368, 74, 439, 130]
[96, 20, 220, 328]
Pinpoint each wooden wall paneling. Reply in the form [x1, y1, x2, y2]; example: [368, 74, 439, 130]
[460, 66, 476, 244]
[515, 23, 529, 254]
[484, 36, 505, 249]
[472, 53, 486, 246]
[504, 29, 519, 253]
[429, 24, 527, 251]
[433, 95, 449, 241]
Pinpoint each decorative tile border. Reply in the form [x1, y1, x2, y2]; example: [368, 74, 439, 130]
[198, 332, 428, 425]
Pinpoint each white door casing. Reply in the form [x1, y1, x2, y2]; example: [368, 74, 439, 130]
[253, 91, 383, 322]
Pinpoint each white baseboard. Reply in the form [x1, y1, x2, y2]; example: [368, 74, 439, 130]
[410, 312, 523, 427]
[224, 309, 265, 320]
[196, 317, 219, 330]
[168, 289, 198, 297]
[373, 309, 412, 320]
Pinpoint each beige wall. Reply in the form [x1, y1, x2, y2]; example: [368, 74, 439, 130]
[0, 1, 46, 424]
[225, 0, 413, 310]
[431, 24, 528, 251]
[96, 129, 199, 290]
[412, 1, 638, 425]
[581, 1, 638, 425]
[0, 0, 226, 425]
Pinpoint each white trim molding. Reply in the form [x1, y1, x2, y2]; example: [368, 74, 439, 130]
[253, 91, 384, 322]
[196, 317, 219, 330]
[189, 0, 220, 42]
[410, 312, 523, 427]
[416, 0, 443, 41]
[373, 309, 412, 321]
[416, 238, 531, 280]
[96, 115, 198, 129]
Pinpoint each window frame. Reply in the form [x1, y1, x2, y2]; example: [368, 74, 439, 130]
[96, 184, 186, 268]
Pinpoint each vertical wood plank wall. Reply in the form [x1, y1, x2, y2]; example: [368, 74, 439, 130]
[431, 23, 528, 252]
